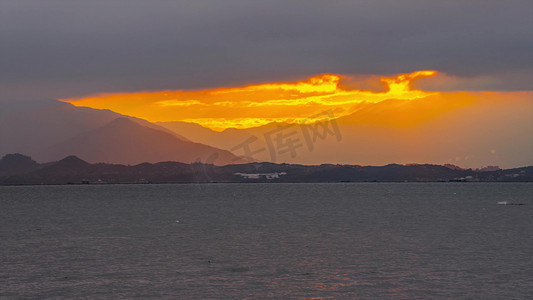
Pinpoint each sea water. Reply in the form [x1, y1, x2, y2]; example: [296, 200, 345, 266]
[1, 183, 532, 299]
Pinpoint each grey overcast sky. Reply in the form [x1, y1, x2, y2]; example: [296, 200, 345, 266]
[1, 0, 532, 101]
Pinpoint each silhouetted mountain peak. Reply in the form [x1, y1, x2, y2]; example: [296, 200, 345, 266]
[32, 155, 92, 176]
[0, 153, 40, 175]
[0, 153, 33, 163]
[106, 117, 136, 127]
[57, 155, 90, 167]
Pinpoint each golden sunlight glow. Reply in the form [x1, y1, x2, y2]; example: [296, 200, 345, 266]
[180, 118, 286, 130]
[62, 70, 440, 130]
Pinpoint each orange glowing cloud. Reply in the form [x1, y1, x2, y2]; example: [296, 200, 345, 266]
[62, 70, 443, 131]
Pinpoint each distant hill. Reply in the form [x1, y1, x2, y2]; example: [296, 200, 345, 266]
[0, 153, 40, 176]
[39, 155, 92, 174]
[40, 118, 243, 165]
[1, 154, 531, 185]
[0, 100, 188, 162]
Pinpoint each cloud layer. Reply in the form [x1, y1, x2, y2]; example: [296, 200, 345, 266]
[1, 0, 532, 101]
[64, 71, 442, 130]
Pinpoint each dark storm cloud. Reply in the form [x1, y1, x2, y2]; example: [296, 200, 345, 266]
[1, 0, 532, 101]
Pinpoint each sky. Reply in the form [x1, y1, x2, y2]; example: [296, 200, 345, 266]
[1, 0, 532, 103]
[63, 70, 440, 130]
[1, 0, 532, 168]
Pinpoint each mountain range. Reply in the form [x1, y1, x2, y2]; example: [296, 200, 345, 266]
[1, 153, 531, 185]
[1, 93, 532, 169]
[156, 93, 533, 168]
[0, 100, 243, 165]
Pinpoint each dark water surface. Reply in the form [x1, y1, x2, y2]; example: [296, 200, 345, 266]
[1, 183, 532, 299]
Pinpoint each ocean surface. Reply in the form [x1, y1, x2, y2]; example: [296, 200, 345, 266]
[1, 183, 532, 299]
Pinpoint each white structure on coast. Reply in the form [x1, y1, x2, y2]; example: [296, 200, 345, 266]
[234, 172, 287, 180]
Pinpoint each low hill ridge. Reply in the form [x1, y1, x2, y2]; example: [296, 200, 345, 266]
[1, 154, 531, 185]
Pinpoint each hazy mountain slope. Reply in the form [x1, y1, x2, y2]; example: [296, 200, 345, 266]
[156, 121, 255, 150]
[156, 121, 290, 153]
[323, 93, 533, 168]
[155, 121, 220, 141]
[41, 118, 242, 165]
[0, 100, 188, 161]
[157, 93, 533, 168]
